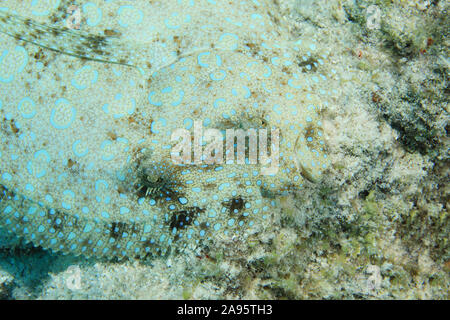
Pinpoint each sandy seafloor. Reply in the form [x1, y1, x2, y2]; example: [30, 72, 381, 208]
[0, 0, 448, 299]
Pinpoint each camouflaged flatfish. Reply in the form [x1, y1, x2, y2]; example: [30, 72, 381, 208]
[0, 0, 330, 259]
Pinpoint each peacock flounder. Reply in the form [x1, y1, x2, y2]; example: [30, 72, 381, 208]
[0, 0, 330, 259]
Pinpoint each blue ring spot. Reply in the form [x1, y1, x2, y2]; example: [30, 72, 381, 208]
[197, 52, 211, 67]
[210, 70, 226, 81]
[50, 98, 76, 130]
[82, 2, 103, 27]
[148, 92, 162, 106]
[18, 97, 36, 119]
[72, 140, 89, 157]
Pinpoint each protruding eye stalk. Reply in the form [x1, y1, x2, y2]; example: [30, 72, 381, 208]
[294, 135, 320, 184]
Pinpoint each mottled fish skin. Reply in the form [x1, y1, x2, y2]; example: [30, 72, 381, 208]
[0, 0, 330, 259]
[0, 9, 200, 76]
[0, 1, 287, 75]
